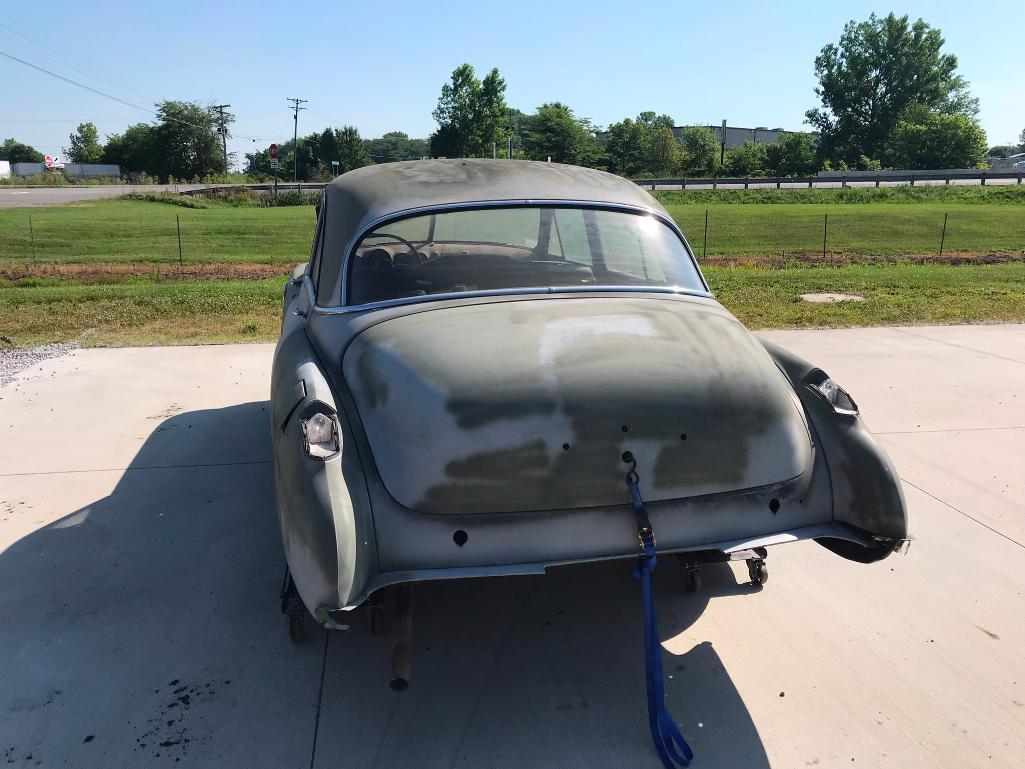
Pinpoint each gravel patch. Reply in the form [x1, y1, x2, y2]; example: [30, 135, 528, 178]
[0, 333, 89, 388]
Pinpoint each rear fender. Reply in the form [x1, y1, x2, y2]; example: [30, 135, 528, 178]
[271, 327, 377, 614]
[759, 339, 908, 562]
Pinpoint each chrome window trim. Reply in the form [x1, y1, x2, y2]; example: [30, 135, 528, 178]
[310, 285, 714, 316]
[322, 199, 709, 312]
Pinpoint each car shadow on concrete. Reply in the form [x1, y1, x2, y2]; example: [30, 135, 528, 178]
[0, 402, 769, 769]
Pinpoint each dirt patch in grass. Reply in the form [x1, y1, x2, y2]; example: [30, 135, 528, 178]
[701, 251, 1025, 268]
[0, 262, 293, 284]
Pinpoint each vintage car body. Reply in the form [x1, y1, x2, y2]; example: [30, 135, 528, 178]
[271, 159, 908, 628]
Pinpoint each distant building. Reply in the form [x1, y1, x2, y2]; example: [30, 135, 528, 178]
[673, 125, 818, 149]
[9, 162, 120, 178]
[986, 153, 1025, 170]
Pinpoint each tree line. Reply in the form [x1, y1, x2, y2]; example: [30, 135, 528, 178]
[2, 12, 1020, 182]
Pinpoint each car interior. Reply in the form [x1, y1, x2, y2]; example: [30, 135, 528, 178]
[346, 207, 692, 305]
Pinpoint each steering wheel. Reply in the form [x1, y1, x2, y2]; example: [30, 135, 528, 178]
[364, 232, 426, 265]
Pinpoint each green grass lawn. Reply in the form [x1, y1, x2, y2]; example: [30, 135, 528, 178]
[2, 192, 1024, 267]
[0, 191, 1023, 346]
[0, 199, 316, 265]
[666, 202, 1025, 257]
[2, 263, 1022, 347]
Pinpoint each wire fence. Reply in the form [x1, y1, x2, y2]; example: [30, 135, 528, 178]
[671, 208, 1025, 261]
[2, 206, 1025, 270]
[1, 208, 313, 268]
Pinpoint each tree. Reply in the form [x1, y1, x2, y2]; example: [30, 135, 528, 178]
[363, 131, 428, 162]
[885, 108, 987, 169]
[1020, 127, 1025, 153]
[636, 112, 675, 130]
[522, 102, 603, 166]
[807, 13, 978, 166]
[318, 127, 340, 171]
[430, 64, 508, 157]
[646, 126, 680, 177]
[603, 118, 649, 177]
[152, 101, 228, 181]
[987, 145, 1015, 158]
[244, 147, 273, 177]
[773, 133, 819, 176]
[335, 126, 373, 173]
[65, 122, 103, 164]
[0, 138, 44, 163]
[724, 141, 768, 176]
[101, 124, 157, 173]
[676, 126, 719, 176]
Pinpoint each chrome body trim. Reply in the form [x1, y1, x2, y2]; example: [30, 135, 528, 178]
[310, 285, 713, 316]
[325, 199, 708, 313]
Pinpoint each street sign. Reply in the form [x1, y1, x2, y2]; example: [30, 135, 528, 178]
[44, 154, 64, 170]
[268, 143, 279, 160]
[270, 158, 279, 169]
[331, 160, 339, 167]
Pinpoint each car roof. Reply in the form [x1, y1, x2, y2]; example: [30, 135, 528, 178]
[316, 159, 667, 305]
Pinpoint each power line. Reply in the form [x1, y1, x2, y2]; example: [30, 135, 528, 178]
[0, 47, 276, 145]
[0, 22, 157, 104]
[287, 98, 308, 181]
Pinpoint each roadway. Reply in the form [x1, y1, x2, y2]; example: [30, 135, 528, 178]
[1, 325, 1023, 768]
[0, 184, 205, 207]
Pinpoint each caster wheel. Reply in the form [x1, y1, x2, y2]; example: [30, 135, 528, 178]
[684, 567, 702, 593]
[747, 559, 768, 586]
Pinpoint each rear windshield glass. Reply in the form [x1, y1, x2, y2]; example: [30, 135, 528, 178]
[346, 207, 703, 305]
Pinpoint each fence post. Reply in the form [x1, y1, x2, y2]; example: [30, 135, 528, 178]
[176, 213, 183, 267]
[681, 179, 686, 191]
[980, 172, 986, 186]
[822, 213, 828, 258]
[939, 212, 948, 256]
[875, 176, 881, 188]
[712, 177, 718, 190]
[744, 177, 749, 190]
[28, 215, 37, 266]
[702, 209, 708, 259]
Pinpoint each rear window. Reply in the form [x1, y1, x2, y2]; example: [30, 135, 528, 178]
[346, 206, 703, 305]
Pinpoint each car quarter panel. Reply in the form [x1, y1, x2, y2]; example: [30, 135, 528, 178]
[759, 338, 909, 556]
[271, 326, 377, 611]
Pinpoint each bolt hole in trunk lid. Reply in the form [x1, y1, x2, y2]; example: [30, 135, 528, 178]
[343, 296, 812, 515]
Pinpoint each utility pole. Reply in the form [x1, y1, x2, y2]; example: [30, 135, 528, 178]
[212, 104, 231, 174]
[286, 97, 308, 181]
[719, 118, 727, 168]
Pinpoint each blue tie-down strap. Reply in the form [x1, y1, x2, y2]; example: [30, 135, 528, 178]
[627, 472, 694, 768]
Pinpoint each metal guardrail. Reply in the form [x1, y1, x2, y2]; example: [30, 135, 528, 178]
[179, 183, 328, 196]
[634, 171, 1025, 190]
[179, 172, 1025, 196]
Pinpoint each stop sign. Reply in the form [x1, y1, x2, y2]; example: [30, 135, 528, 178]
[268, 144, 278, 160]
[44, 154, 53, 169]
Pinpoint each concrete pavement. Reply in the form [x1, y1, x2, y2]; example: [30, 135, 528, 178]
[1, 326, 1023, 768]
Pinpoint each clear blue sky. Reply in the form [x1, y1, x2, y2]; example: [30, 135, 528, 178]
[2, 0, 1022, 166]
